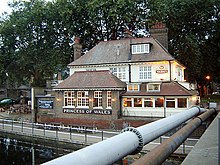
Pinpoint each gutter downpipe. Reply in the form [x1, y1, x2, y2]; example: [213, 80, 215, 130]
[42, 106, 205, 165]
[169, 60, 172, 81]
[132, 108, 216, 165]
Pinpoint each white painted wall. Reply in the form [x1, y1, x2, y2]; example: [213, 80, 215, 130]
[69, 61, 182, 83]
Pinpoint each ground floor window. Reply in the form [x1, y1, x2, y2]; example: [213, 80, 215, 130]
[77, 91, 89, 107]
[155, 98, 164, 107]
[122, 97, 188, 109]
[93, 91, 102, 107]
[107, 91, 112, 107]
[64, 91, 75, 107]
[178, 98, 187, 108]
[134, 98, 142, 107]
[143, 98, 153, 107]
[123, 98, 132, 107]
[166, 98, 175, 108]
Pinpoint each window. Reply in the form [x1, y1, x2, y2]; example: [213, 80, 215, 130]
[77, 91, 89, 107]
[64, 91, 75, 107]
[123, 98, 132, 107]
[155, 98, 164, 107]
[127, 84, 139, 91]
[139, 66, 152, 80]
[132, 44, 150, 54]
[134, 98, 142, 107]
[147, 83, 160, 92]
[107, 91, 112, 107]
[93, 91, 102, 107]
[110, 67, 126, 80]
[178, 98, 187, 108]
[166, 98, 175, 108]
[143, 98, 153, 107]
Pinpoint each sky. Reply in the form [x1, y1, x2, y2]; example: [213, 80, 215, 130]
[0, 0, 13, 14]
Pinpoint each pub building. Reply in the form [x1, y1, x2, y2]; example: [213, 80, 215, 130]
[37, 24, 199, 129]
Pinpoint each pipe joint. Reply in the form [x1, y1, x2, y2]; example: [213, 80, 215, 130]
[121, 127, 144, 154]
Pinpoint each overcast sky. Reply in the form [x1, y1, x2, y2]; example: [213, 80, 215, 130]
[0, 0, 13, 14]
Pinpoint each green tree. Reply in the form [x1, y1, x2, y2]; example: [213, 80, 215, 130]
[149, 0, 220, 95]
[0, 0, 72, 87]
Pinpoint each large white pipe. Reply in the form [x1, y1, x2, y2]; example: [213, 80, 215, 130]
[42, 106, 205, 165]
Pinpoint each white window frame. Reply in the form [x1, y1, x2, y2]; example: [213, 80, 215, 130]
[139, 66, 152, 80]
[165, 98, 176, 108]
[132, 44, 150, 54]
[93, 91, 102, 108]
[64, 91, 75, 107]
[147, 83, 161, 92]
[143, 98, 154, 107]
[127, 84, 140, 91]
[110, 67, 126, 80]
[107, 91, 112, 108]
[77, 91, 89, 107]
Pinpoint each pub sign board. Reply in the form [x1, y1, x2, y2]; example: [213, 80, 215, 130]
[38, 100, 54, 109]
[63, 108, 112, 115]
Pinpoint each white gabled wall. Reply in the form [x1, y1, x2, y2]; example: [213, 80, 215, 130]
[69, 60, 182, 83]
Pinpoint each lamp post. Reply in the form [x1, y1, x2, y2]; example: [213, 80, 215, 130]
[205, 75, 211, 95]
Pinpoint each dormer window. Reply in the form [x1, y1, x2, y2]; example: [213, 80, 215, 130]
[132, 44, 150, 54]
[127, 84, 139, 91]
[147, 83, 161, 92]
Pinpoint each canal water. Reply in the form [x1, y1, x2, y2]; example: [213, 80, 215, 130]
[0, 137, 71, 165]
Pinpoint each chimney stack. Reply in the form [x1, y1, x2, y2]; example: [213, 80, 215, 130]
[150, 22, 168, 50]
[73, 37, 82, 61]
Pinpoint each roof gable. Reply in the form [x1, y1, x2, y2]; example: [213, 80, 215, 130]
[54, 70, 126, 90]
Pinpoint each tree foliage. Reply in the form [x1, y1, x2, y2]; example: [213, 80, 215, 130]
[0, 0, 149, 87]
[148, 0, 220, 95]
[0, 0, 219, 94]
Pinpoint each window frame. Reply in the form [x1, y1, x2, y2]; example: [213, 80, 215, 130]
[139, 66, 152, 80]
[64, 91, 75, 107]
[127, 84, 140, 91]
[107, 91, 112, 108]
[77, 91, 89, 107]
[147, 83, 161, 92]
[177, 98, 187, 108]
[166, 98, 176, 108]
[132, 44, 150, 54]
[93, 91, 102, 108]
[143, 98, 153, 107]
[110, 67, 126, 80]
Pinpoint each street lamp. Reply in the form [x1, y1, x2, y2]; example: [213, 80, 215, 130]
[206, 75, 210, 80]
[205, 75, 211, 95]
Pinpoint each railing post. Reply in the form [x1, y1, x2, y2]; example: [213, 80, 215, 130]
[102, 131, 104, 141]
[70, 127, 72, 140]
[12, 119, 13, 131]
[2, 119, 4, 129]
[56, 127, 58, 139]
[32, 122, 34, 135]
[22, 120, 23, 132]
[85, 128, 87, 144]
[44, 124, 46, 137]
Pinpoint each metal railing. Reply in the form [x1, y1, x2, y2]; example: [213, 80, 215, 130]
[0, 119, 119, 145]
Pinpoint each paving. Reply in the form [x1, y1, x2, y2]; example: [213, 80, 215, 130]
[182, 106, 220, 165]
